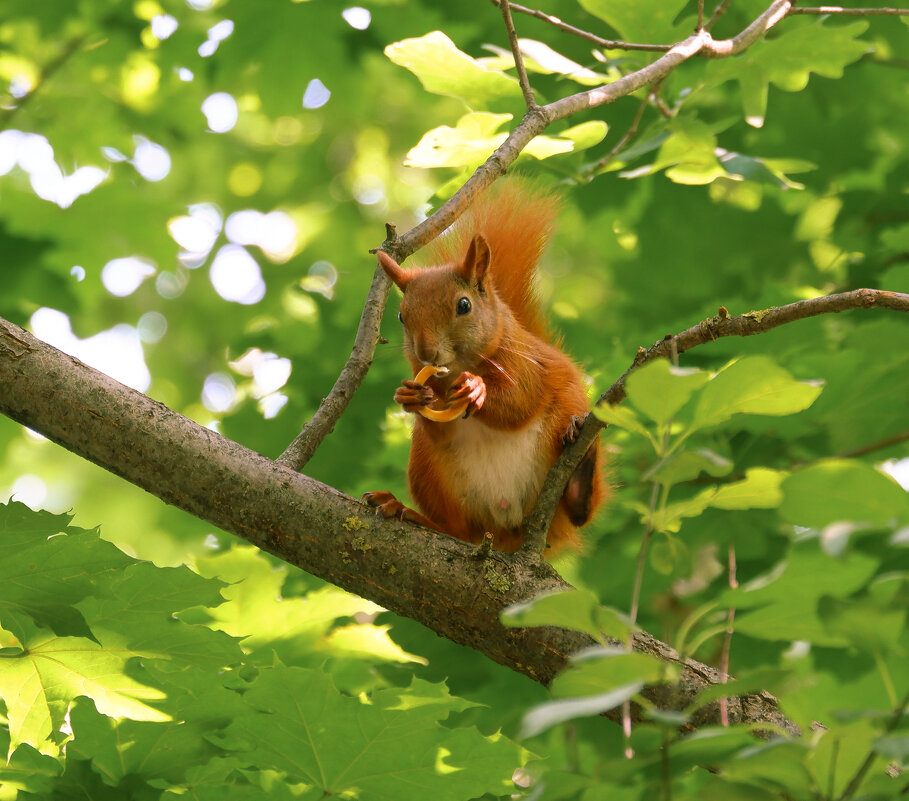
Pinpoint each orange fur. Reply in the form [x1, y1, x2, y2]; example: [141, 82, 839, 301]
[373, 180, 604, 555]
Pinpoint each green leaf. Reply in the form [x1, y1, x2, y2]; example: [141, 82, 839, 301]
[691, 356, 823, 430]
[502, 588, 629, 641]
[519, 682, 644, 739]
[0, 730, 62, 798]
[780, 460, 909, 528]
[709, 468, 786, 510]
[645, 449, 733, 486]
[720, 541, 879, 644]
[625, 359, 709, 425]
[193, 547, 420, 668]
[67, 668, 248, 786]
[593, 402, 658, 450]
[0, 501, 130, 641]
[0, 508, 242, 757]
[555, 120, 609, 151]
[874, 735, 909, 760]
[551, 648, 672, 698]
[638, 489, 715, 534]
[219, 668, 524, 801]
[717, 149, 815, 190]
[647, 119, 725, 185]
[578, 0, 690, 46]
[705, 19, 870, 126]
[482, 40, 616, 87]
[819, 595, 905, 654]
[385, 32, 521, 110]
[0, 616, 170, 758]
[405, 112, 608, 169]
[405, 112, 512, 169]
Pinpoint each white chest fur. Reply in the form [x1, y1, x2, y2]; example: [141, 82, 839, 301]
[443, 416, 548, 529]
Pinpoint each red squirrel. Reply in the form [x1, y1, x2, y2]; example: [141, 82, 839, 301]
[363, 180, 603, 555]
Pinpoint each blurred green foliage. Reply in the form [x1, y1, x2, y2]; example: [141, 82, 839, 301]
[0, 0, 907, 798]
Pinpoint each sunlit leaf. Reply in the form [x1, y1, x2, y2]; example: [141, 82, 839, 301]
[0, 729, 61, 797]
[551, 648, 672, 698]
[482, 40, 615, 87]
[692, 357, 823, 430]
[519, 683, 644, 739]
[626, 359, 709, 425]
[0, 616, 170, 758]
[593, 402, 657, 449]
[386, 31, 521, 109]
[709, 468, 786, 510]
[501, 588, 629, 641]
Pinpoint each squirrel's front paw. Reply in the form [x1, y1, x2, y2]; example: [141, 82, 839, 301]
[450, 372, 486, 416]
[394, 380, 436, 413]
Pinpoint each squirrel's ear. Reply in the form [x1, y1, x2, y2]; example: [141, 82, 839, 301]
[459, 235, 491, 287]
[377, 251, 411, 290]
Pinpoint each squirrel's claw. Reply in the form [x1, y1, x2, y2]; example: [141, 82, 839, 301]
[394, 380, 435, 412]
[560, 414, 585, 446]
[362, 490, 406, 519]
[450, 372, 486, 416]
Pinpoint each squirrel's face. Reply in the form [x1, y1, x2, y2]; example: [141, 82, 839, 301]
[397, 267, 504, 375]
[379, 235, 507, 378]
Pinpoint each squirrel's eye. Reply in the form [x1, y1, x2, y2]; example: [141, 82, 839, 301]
[397, 311, 403, 324]
[456, 297, 471, 316]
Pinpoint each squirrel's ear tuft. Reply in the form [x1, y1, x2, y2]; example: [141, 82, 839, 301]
[459, 235, 491, 287]
[377, 251, 411, 290]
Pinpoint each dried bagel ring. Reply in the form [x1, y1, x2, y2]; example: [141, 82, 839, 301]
[413, 365, 469, 422]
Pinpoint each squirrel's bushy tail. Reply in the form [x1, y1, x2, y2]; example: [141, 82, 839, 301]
[423, 179, 560, 341]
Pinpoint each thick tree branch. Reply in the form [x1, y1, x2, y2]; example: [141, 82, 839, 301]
[522, 289, 909, 548]
[0, 315, 793, 732]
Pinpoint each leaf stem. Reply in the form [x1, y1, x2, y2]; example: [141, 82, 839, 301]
[719, 542, 738, 727]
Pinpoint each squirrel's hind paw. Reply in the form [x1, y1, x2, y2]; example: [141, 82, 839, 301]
[560, 414, 585, 446]
[362, 490, 406, 518]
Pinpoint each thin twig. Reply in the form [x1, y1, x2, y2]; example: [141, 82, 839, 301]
[789, 6, 909, 15]
[498, 0, 538, 109]
[706, 0, 732, 29]
[836, 430, 909, 459]
[277, 225, 399, 468]
[593, 90, 652, 173]
[487, 0, 673, 52]
[698, 0, 706, 29]
[622, 480, 661, 756]
[719, 542, 738, 727]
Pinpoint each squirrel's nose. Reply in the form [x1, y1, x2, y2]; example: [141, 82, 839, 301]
[414, 344, 441, 366]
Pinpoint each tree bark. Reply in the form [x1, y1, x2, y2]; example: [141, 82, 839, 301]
[0, 316, 792, 733]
